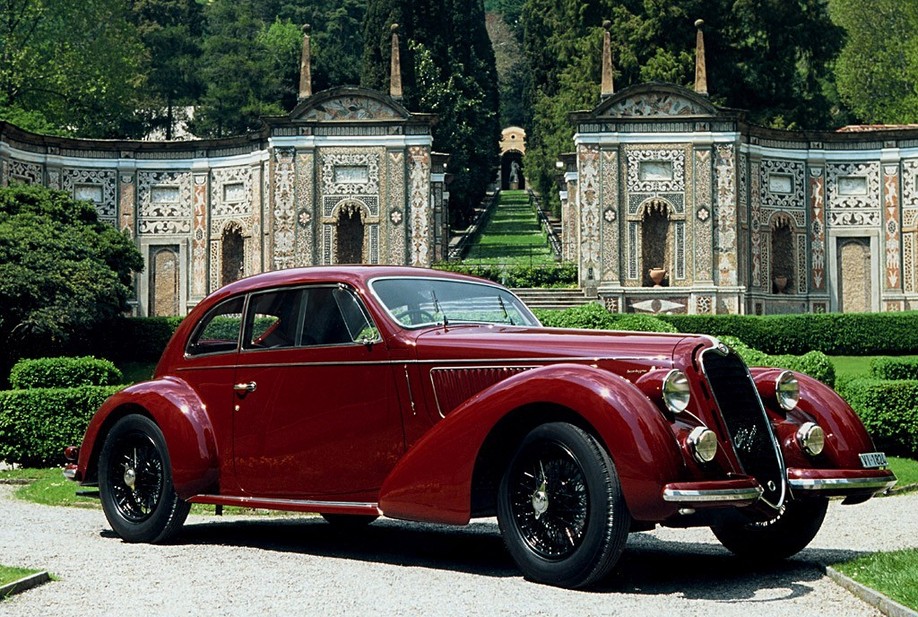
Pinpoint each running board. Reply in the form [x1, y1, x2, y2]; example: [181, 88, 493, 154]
[187, 494, 381, 517]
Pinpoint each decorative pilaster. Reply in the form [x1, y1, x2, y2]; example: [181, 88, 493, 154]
[294, 150, 315, 266]
[714, 144, 736, 285]
[693, 149, 713, 282]
[809, 167, 826, 290]
[750, 160, 763, 288]
[408, 146, 431, 266]
[119, 173, 136, 237]
[600, 149, 619, 282]
[272, 148, 296, 270]
[192, 174, 208, 297]
[578, 144, 601, 286]
[884, 164, 902, 290]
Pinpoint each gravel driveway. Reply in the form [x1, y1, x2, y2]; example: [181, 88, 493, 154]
[1, 484, 915, 616]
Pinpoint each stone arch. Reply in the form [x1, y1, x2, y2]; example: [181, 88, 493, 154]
[332, 199, 369, 264]
[770, 214, 795, 294]
[221, 221, 245, 286]
[500, 126, 526, 190]
[639, 198, 675, 287]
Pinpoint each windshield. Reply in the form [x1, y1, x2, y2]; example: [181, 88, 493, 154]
[371, 277, 540, 328]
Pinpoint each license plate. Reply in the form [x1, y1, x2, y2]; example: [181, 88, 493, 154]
[859, 452, 889, 469]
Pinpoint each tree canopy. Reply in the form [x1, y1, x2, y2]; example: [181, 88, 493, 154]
[0, 184, 144, 375]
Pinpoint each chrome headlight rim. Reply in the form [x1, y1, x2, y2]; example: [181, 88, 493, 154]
[796, 421, 825, 457]
[662, 369, 691, 414]
[687, 426, 718, 464]
[775, 370, 799, 411]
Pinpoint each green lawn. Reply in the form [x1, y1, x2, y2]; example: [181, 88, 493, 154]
[0, 565, 41, 589]
[834, 549, 918, 611]
[465, 190, 556, 265]
[830, 355, 918, 381]
[889, 456, 918, 489]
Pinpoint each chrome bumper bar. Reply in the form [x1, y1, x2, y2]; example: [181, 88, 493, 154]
[663, 485, 763, 504]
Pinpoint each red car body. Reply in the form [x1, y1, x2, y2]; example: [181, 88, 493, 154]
[66, 266, 896, 588]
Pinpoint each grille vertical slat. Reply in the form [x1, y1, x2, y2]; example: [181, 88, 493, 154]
[702, 349, 785, 508]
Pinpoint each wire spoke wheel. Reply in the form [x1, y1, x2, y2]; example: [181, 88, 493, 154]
[497, 422, 630, 588]
[108, 431, 165, 522]
[508, 442, 589, 560]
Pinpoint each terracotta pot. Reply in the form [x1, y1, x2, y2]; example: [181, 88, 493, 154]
[649, 268, 666, 287]
[774, 275, 788, 294]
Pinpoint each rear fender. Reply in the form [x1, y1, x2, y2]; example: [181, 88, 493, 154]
[378, 363, 683, 524]
[77, 377, 219, 498]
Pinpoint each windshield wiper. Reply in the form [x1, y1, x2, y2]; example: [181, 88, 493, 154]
[430, 289, 449, 327]
[497, 295, 515, 325]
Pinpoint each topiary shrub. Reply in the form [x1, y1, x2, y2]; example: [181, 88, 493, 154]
[870, 357, 918, 381]
[720, 336, 835, 386]
[433, 261, 578, 288]
[836, 378, 918, 457]
[9, 356, 124, 390]
[0, 385, 122, 466]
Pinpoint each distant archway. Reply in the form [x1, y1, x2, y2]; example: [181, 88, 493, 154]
[221, 223, 244, 286]
[335, 201, 366, 264]
[499, 126, 526, 190]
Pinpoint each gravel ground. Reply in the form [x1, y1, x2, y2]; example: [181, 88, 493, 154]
[1, 485, 915, 617]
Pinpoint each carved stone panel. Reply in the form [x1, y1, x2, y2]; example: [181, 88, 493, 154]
[137, 171, 193, 235]
[62, 168, 117, 223]
[408, 146, 431, 266]
[714, 145, 737, 286]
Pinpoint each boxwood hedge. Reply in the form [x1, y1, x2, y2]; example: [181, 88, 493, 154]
[870, 357, 918, 381]
[836, 378, 918, 457]
[0, 385, 122, 466]
[9, 356, 123, 390]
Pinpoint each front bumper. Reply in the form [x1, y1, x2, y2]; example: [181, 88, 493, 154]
[787, 467, 897, 497]
[662, 478, 763, 507]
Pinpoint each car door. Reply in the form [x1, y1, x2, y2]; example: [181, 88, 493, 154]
[232, 284, 404, 499]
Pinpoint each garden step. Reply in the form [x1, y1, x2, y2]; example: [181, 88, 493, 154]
[513, 288, 596, 311]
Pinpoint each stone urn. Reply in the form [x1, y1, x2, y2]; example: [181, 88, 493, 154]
[649, 267, 666, 288]
[773, 275, 788, 294]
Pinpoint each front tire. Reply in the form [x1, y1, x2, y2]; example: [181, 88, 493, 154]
[711, 497, 829, 560]
[98, 415, 190, 543]
[497, 422, 631, 588]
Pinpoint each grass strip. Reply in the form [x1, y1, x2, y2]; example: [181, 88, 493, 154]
[833, 549, 918, 612]
[0, 566, 41, 588]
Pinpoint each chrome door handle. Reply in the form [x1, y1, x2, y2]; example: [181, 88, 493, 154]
[233, 381, 257, 393]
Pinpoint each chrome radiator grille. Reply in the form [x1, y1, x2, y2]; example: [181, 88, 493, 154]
[702, 348, 785, 508]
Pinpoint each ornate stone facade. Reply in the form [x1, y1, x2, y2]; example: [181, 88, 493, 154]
[0, 87, 445, 316]
[568, 82, 918, 314]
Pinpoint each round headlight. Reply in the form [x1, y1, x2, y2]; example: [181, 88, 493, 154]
[687, 426, 718, 463]
[796, 421, 825, 456]
[662, 369, 691, 414]
[775, 371, 799, 411]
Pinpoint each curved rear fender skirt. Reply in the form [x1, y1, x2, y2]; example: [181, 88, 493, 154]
[77, 377, 219, 498]
[751, 368, 876, 469]
[378, 363, 684, 524]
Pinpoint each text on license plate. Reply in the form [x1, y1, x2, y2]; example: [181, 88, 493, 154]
[859, 452, 888, 469]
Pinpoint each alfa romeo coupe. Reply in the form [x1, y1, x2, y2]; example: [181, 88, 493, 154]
[65, 266, 896, 588]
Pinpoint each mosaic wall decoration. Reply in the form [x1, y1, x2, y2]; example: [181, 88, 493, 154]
[827, 162, 881, 226]
[750, 161, 763, 288]
[299, 95, 402, 122]
[47, 168, 60, 189]
[579, 144, 601, 281]
[408, 146, 432, 266]
[118, 174, 135, 236]
[0, 159, 7, 186]
[739, 154, 748, 225]
[627, 147, 685, 193]
[8, 160, 41, 184]
[321, 152, 380, 195]
[796, 234, 808, 293]
[696, 295, 712, 314]
[760, 159, 805, 209]
[249, 165, 262, 277]
[714, 145, 737, 286]
[137, 171, 193, 235]
[809, 168, 826, 290]
[295, 151, 315, 267]
[62, 168, 117, 222]
[211, 167, 253, 222]
[883, 164, 902, 290]
[192, 174, 208, 297]
[387, 150, 407, 264]
[901, 159, 918, 207]
[600, 149, 619, 281]
[905, 232, 915, 293]
[601, 93, 712, 117]
[694, 149, 713, 282]
[272, 148, 296, 269]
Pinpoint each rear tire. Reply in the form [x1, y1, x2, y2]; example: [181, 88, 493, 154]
[711, 497, 829, 560]
[497, 422, 630, 588]
[98, 415, 190, 543]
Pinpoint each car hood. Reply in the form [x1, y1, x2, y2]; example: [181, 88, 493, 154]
[413, 324, 709, 369]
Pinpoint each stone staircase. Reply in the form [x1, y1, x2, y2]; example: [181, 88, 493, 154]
[512, 287, 597, 311]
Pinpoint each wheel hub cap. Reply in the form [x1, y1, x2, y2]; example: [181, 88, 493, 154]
[531, 488, 549, 519]
[123, 467, 136, 490]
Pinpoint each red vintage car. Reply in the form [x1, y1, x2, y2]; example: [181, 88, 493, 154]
[65, 266, 896, 588]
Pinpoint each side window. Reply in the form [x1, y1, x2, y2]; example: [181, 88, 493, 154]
[243, 288, 303, 350]
[186, 297, 245, 356]
[300, 286, 377, 346]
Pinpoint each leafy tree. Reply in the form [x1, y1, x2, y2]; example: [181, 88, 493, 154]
[0, 184, 144, 379]
[0, 0, 147, 137]
[363, 0, 501, 226]
[830, 0, 918, 124]
[129, 0, 205, 140]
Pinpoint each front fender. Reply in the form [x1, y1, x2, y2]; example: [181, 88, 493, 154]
[77, 376, 219, 498]
[379, 363, 683, 524]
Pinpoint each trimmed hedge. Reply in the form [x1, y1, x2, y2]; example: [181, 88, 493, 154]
[0, 385, 122, 466]
[534, 303, 677, 332]
[836, 378, 918, 457]
[9, 356, 123, 390]
[659, 311, 918, 355]
[434, 261, 578, 288]
[870, 357, 918, 381]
